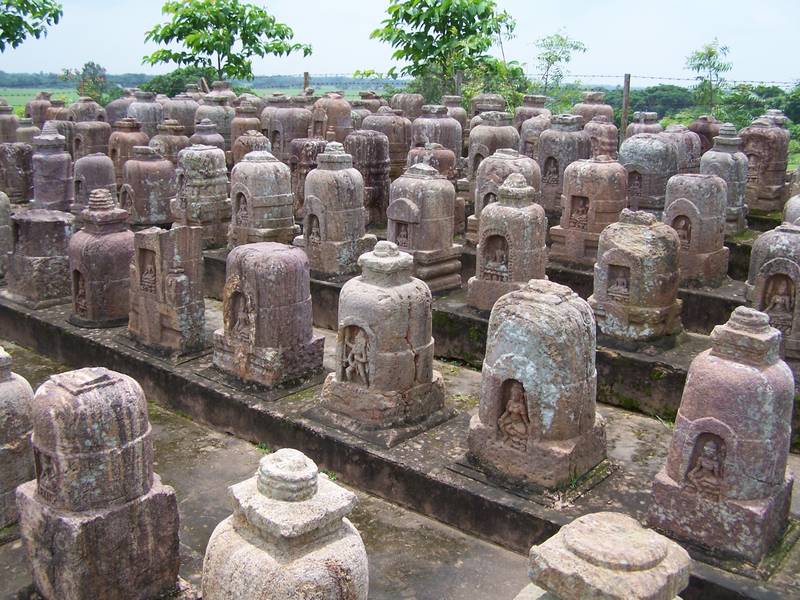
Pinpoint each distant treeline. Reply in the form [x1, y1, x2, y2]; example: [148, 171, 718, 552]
[0, 71, 403, 90]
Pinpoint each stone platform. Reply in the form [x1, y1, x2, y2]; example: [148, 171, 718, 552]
[0, 297, 798, 599]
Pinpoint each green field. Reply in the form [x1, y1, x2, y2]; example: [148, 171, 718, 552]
[0, 88, 79, 114]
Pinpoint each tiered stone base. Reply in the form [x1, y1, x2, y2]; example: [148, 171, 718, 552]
[649, 470, 793, 563]
[467, 414, 607, 489]
[678, 246, 730, 288]
[16, 476, 180, 600]
[2, 255, 70, 309]
[296, 235, 377, 278]
[466, 277, 525, 312]
[589, 298, 683, 345]
[413, 246, 462, 293]
[313, 371, 452, 447]
[548, 226, 600, 267]
[212, 331, 325, 389]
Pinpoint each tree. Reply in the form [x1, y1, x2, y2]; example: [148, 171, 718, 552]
[686, 38, 732, 112]
[533, 31, 586, 96]
[371, 0, 516, 96]
[143, 0, 311, 81]
[61, 61, 122, 105]
[0, 0, 62, 52]
[140, 66, 218, 97]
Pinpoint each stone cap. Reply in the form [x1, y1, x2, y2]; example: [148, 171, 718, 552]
[267, 93, 289, 104]
[194, 118, 219, 134]
[529, 512, 690, 599]
[34, 121, 66, 148]
[242, 149, 279, 163]
[748, 116, 773, 128]
[11, 208, 74, 225]
[619, 208, 657, 226]
[317, 141, 353, 168]
[156, 119, 186, 135]
[359, 240, 414, 277]
[203, 94, 229, 105]
[18, 117, 33, 126]
[50, 99, 65, 107]
[133, 90, 155, 101]
[498, 172, 535, 206]
[113, 117, 142, 131]
[377, 105, 403, 116]
[132, 145, 162, 160]
[421, 104, 448, 117]
[211, 80, 232, 90]
[236, 101, 258, 115]
[710, 306, 782, 367]
[713, 123, 741, 147]
[359, 90, 379, 99]
[0, 99, 11, 113]
[589, 155, 617, 164]
[523, 95, 547, 106]
[589, 114, 611, 124]
[581, 91, 606, 103]
[403, 162, 444, 180]
[81, 188, 129, 224]
[477, 111, 513, 126]
[441, 95, 463, 104]
[764, 109, 788, 127]
[634, 111, 659, 123]
[172, 92, 195, 101]
[230, 448, 357, 541]
[491, 148, 522, 160]
[553, 113, 583, 129]
[664, 124, 688, 133]
[185, 84, 200, 92]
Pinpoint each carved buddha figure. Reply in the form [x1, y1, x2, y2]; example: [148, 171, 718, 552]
[343, 326, 369, 385]
[308, 215, 321, 244]
[543, 157, 559, 185]
[73, 273, 87, 316]
[607, 265, 630, 302]
[764, 274, 794, 334]
[685, 435, 724, 499]
[396, 222, 410, 249]
[673, 215, 692, 250]
[569, 196, 589, 230]
[498, 379, 529, 452]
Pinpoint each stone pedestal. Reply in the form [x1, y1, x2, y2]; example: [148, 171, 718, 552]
[538, 114, 591, 221]
[584, 115, 618, 158]
[0, 348, 33, 528]
[625, 111, 663, 139]
[660, 124, 701, 174]
[72, 120, 111, 159]
[309, 93, 353, 143]
[619, 133, 679, 219]
[519, 114, 551, 163]
[649, 307, 794, 563]
[700, 123, 748, 235]
[268, 105, 313, 163]
[549, 156, 627, 267]
[109, 117, 150, 187]
[288, 137, 327, 220]
[361, 107, 412, 180]
[387, 163, 461, 292]
[120, 146, 177, 228]
[468, 280, 606, 489]
[571, 91, 614, 126]
[516, 512, 690, 600]
[17, 367, 181, 600]
[0, 142, 33, 203]
[149, 119, 190, 166]
[71, 152, 115, 216]
[318, 242, 449, 447]
[412, 104, 462, 158]
[344, 129, 391, 226]
[31, 122, 73, 211]
[202, 449, 368, 600]
[175, 144, 231, 248]
[467, 174, 547, 311]
[294, 142, 376, 278]
[2, 209, 74, 309]
[741, 115, 789, 213]
[228, 150, 299, 248]
[231, 129, 270, 166]
[213, 243, 324, 388]
[467, 111, 519, 181]
[588, 209, 683, 344]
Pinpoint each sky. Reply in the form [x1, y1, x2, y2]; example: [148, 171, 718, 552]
[0, 0, 797, 88]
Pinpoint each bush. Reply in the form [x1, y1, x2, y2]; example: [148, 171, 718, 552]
[140, 66, 217, 97]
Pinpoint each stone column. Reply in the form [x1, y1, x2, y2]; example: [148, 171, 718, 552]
[202, 448, 368, 599]
[175, 144, 231, 249]
[31, 122, 74, 211]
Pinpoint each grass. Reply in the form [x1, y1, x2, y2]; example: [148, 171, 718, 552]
[0, 87, 79, 112]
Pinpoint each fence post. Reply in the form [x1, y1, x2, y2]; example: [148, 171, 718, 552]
[303, 71, 310, 91]
[620, 73, 631, 144]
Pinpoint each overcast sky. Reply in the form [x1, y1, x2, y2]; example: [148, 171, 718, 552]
[0, 0, 797, 87]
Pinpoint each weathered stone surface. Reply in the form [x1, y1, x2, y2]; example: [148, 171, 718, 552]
[42, 118, 75, 159]
[571, 92, 613, 127]
[350, 100, 372, 131]
[149, 119, 190, 166]
[228, 150, 299, 248]
[588, 209, 683, 343]
[231, 129, 271, 166]
[618, 133, 679, 219]
[15, 118, 40, 144]
[407, 142, 457, 182]
[0, 347, 34, 528]
[105, 89, 138, 128]
[71, 152, 115, 216]
[467, 174, 546, 311]
[784, 193, 800, 225]
[2, 209, 74, 309]
[0, 142, 34, 203]
[230, 101, 262, 153]
[0, 100, 18, 143]
[202, 449, 368, 599]
[69, 96, 106, 123]
[387, 163, 461, 292]
[120, 145, 176, 228]
[442, 95, 469, 154]
[320, 241, 446, 436]
[189, 118, 226, 153]
[68, 189, 134, 327]
[43, 100, 71, 122]
[467, 148, 540, 244]
[126, 91, 163, 138]
[649, 307, 794, 563]
[550, 156, 627, 266]
[746, 222, 800, 359]
[175, 144, 231, 248]
[213, 243, 324, 388]
[740, 115, 789, 212]
[625, 111, 663, 139]
[0, 191, 11, 277]
[688, 114, 722, 155]
[356, 90, 386, 113]
[659, 125, 701, 174]
[196, 95, 235, 152]
[362, 107, 413, 180]
[31, 122, 73, 211]
[525, 512, 690, 600]
[537, 114, 591, 220]
[663, 173, 729, 287]
[470, 93, 506, 117]
[391, 92, 425, 121]
[412, 104, 462, 158]
[259, 93, 291, 138]
[468, 279, 606, 488]
[699, 123, 749, 235]
[207, 80, 237, 106]
[344, 129, 391, 226]
[309, 93, 353, 143]
[294, 142, 376, 277]
[513, 95, 551, 132]
[109, 117, 150, 186]
[128, 200, 205, 356]
[72, 120, 111, 159]
[288, 137, 327, 220]
[584, 115, 618, 159]
[163, 92, 199, 136]
[268, 106, 313, 163]
[24, 92, 52, 130]
[468, 111, 519, 180]
[17, 367, 181, 600]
